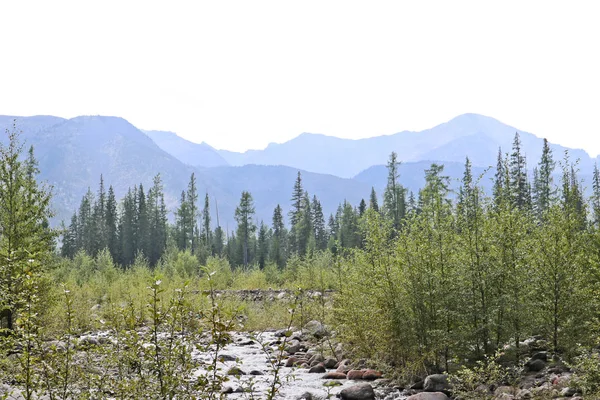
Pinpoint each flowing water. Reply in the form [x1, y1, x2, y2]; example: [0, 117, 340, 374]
[193, 331, 407, 399]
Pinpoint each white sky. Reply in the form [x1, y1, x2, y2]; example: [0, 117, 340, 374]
[1, 1, 599, 155]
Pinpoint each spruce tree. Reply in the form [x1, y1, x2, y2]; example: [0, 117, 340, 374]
[257, 221, 269, 269]
[358, 199, 367, 217]
[593, 164, 600, 227]
[106, 185, 119, 262]
[271, 204, 287, 269]
[235, 191, 256, 267]
[493, 147, 506, 209]
[533, 138, 556, 219]
[312, 196, 327, 251]
[383, 152, 406, 231]
[186, 173, 199, 254]
[0, 124, 54, 330]
[369, 187, 379, 212]
[509, 133, 531, 211]
[147, 174, 167, 266]
[202, 193, 212, 249]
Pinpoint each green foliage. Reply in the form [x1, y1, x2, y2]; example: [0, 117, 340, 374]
[449, 352, 517, 400]
[571, 349, 600, 397]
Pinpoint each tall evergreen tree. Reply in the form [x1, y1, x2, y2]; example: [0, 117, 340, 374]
[201, 193, 212, 249]
[493, 147, 505, 209]
[509, 133, 531, 211]
[383, 152, 406, 231]
[290, 171, 304, 227]
[105, 185, 119, 262]
[369, 187, 380, 212]
[235, 191, 256, 268]
[0, 124, 54, 330]
[147, 174, 167, 266]
[592, 164, 600, 227]
[118, 188, 137, 266]
[257, 221, 269, 269]
[186, 173, 199, 254]
[312, 196, 327, 251]
[533, 138, 556, 219]
[358, 199, 367, 217]
[271, 204, 287, 269]
[174, 190, 189, 251]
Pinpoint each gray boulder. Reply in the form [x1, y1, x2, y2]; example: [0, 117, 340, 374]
[424, 374, 450, 392]
[340, 383, 376, 400]
[526, 359, 546, 372]
[304, 320, 329, 339]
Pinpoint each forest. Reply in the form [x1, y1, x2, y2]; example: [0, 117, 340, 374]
[2, 123, 600, 399]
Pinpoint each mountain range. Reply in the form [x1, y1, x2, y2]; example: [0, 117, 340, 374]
[1, 113, 596, 229]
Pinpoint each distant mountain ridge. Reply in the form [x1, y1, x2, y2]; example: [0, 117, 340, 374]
[212, 113, 596, 178]
[143, 130, 229, 168]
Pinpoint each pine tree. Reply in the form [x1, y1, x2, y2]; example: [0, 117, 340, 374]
[235, 191, 256, 268]
[358, 199, 367, 217]
[290, 172, 304, 227]
[509, 133, 531, 211]
[61, 214, 78, 258]
[493, 147, 506, 209]
[369, 187, 379, 212]
[92, 175, 108, 255]
[312, 196, 327, 251]
[186, 173, 199, 254]
[174, 190, 189, 251]
[257, 222, 269, 269]
[147, 174, 167, 266]
[105, 185, 119, 262]
[533, 138, 556, 220]
[592, 164, 600, 227]
[201, 193, 212, 249]
[271, 204, 287, 269]
[118, 188, 137, 266]
[0, 124, 54, 330]
[136, 184, 149, 258]
[383, 152, 406, 231]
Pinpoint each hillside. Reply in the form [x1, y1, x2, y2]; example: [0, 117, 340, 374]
[144, 130, 229, 168]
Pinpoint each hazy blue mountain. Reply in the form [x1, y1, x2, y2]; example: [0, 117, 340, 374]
[217, 113, 595, 178]
[144, 130, 229, 168]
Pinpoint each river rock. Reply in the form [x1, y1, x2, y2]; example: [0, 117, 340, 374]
[424, 374, 450, 392]
[323, 371, 347, 379]
[219, 353, 237, 362]
[286, 340, 303, 354]
[304, 320, 329, 339]
[525, 359, 546, 372]
[363, 369, 382, 380]
[324, 357, 338, 369]
[227, 366, 246, 376]
[407, 393, 450, 400]
[340, 383, 375, 400]
[308, 363, 326, 373]
[286, 356, 299, 367]
[347, 369, 365, 380]
[296, 392, 314, 400]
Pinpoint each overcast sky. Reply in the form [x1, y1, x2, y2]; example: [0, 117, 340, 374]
[1, 1, 599, 155]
